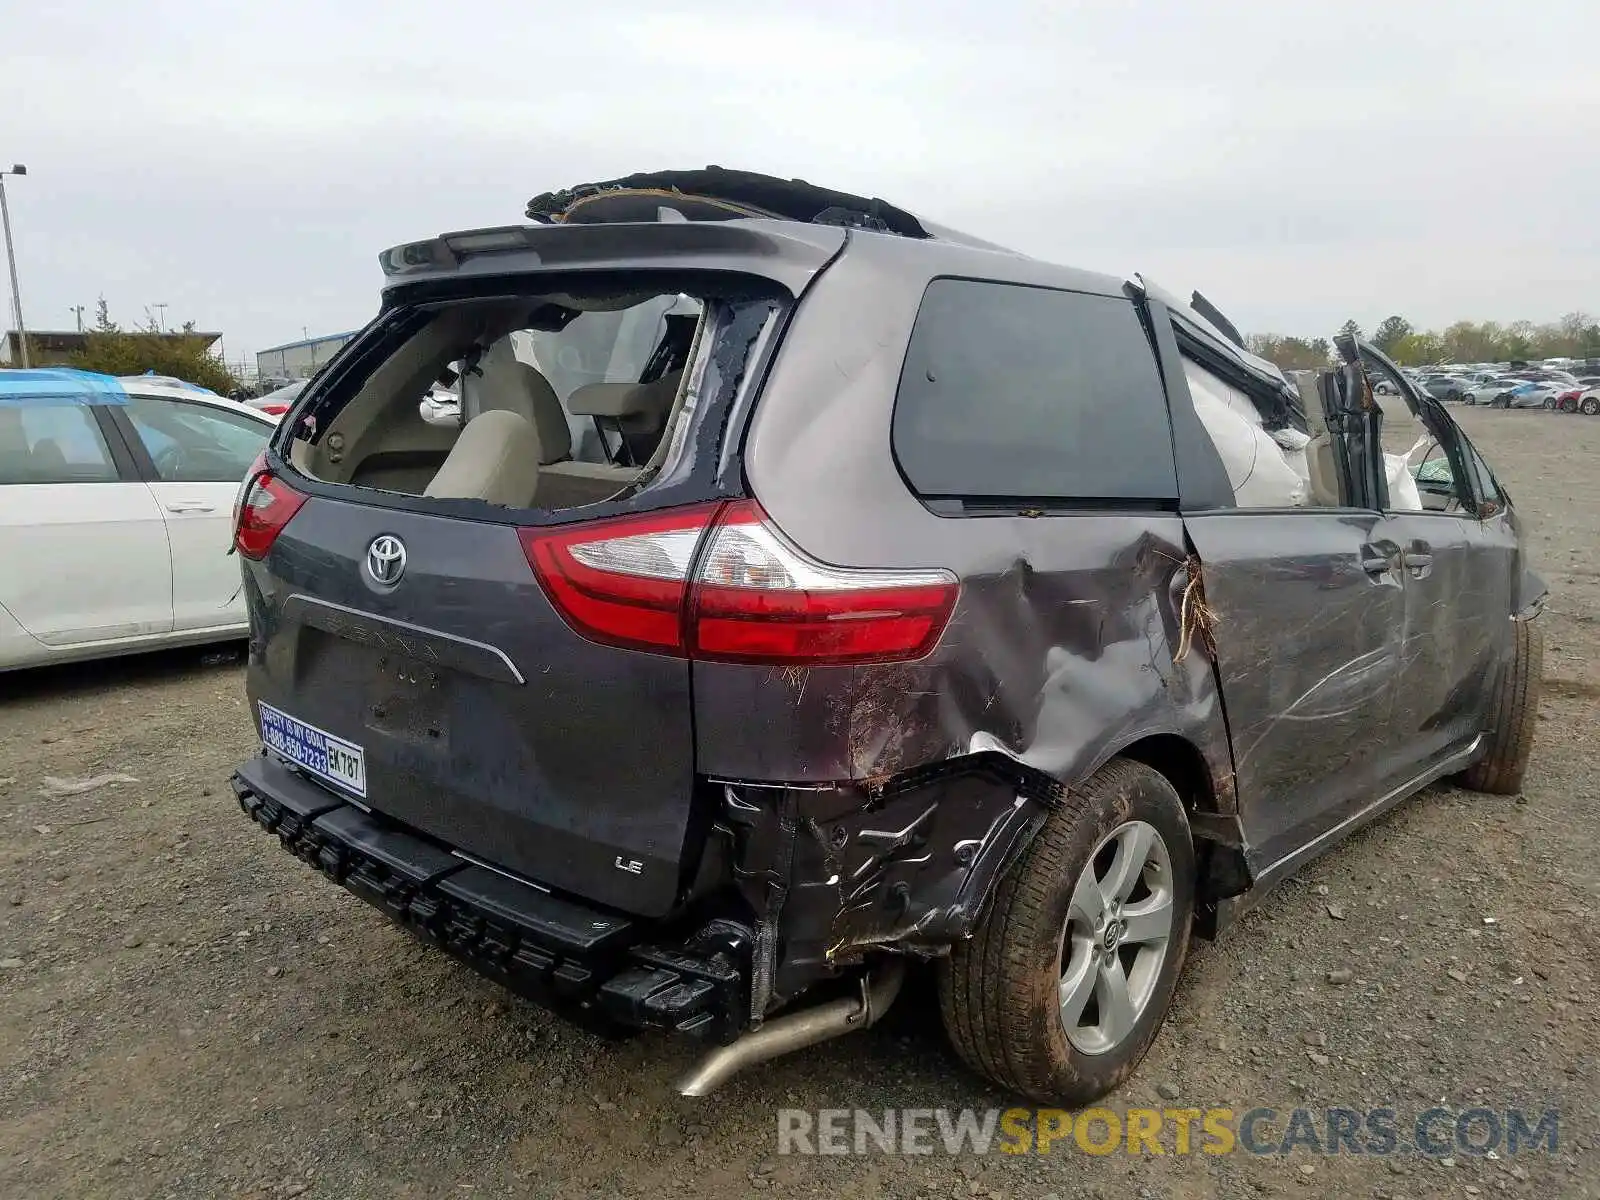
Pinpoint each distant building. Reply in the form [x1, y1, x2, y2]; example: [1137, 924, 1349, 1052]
[256, 331, 359, 382]
[3, 329, 222, 367]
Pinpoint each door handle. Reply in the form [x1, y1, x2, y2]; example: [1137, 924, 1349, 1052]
[1403, 542, 1434, 578]
[166, 502, 216, 514]
[1358, 544, 1395, 576]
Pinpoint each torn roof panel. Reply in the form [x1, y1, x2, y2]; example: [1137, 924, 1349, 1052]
[524, 165, 1015, 253]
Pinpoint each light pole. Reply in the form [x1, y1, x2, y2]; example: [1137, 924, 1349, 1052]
[0, 164, 28, 368]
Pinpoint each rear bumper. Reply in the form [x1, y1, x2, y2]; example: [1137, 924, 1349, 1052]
[231, 753, 753, 1043]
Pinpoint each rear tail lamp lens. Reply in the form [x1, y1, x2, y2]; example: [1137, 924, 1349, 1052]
[689, 501, 958, 664]
[518, 505, 720, 655]
[234, 457, 307, 560]
[518, 501, 958, 664]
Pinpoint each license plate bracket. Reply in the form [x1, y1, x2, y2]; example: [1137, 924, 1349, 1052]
[259, 702, 367, 797]
[365, 658, 449, 746]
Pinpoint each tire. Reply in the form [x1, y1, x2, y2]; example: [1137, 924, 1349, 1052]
[1582, 396, 1600, 416]
[939, 759, 1195, 1104]
[1459, 618, 1543, 795]
[1543, 397, 1556, 410]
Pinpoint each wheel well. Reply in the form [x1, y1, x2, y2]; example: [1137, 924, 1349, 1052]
[1117, 734, 1219, 814]
[1116, 734, 1250, 937]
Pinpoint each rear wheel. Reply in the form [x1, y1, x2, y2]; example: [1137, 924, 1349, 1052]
[1459, 618, 1543, 795]
[939, 759, 1194, 1104]
[1582, 396, 1600, 416]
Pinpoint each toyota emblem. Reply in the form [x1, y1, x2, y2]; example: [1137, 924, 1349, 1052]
[366, 535, 407, 586]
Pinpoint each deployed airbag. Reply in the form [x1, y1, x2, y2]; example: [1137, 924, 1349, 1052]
[1183, 359, 1308, 508]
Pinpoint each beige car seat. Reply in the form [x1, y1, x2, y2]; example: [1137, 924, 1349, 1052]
[423, 409, 542, 507]
[451, 334, 686, 508]
[538, 369, 685, 506]
[1295, 375, 1342, 507]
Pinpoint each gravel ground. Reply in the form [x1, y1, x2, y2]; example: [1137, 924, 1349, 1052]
[1, 407, 1596, 1199]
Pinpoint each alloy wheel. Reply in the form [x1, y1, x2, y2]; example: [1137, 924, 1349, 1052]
[1058, 820, 1175, 1055]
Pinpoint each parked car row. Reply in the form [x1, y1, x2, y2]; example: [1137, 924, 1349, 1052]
[1471, 379, 1564, 408]
[1404, 361, 1600, 414]
[1552, 386, 1600, 415]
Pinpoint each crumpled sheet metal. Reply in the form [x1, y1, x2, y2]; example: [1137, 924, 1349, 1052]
[697, 516, 1234, 809]
[721, 761, 1053, 1006]
[709, 519, 1238, 1000]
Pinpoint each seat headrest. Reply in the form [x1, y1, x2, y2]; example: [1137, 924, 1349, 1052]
[30, 438, 67, 473]
[515, 363, 572, 463]
[423, 409, 542, 508]
[465, 349, 571, 464]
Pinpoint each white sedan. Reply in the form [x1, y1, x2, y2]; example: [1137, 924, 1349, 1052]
[0, 369, 276, 671]
[1462, 379, 1520, 406]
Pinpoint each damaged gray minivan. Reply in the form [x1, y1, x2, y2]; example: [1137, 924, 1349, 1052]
[230, 167, 1546, 1104]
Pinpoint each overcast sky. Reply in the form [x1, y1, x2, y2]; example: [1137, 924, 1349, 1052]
[3, 0, 1595, 365]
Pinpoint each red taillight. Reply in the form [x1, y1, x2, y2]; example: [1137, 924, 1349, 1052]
[517, 505, 718, 655]
[232, 451, 267, 537]
[233, 455, 307, 560]
[261, 403, 290, 415]
[518, 500, 959, 664]
[689, 501, 959, 664]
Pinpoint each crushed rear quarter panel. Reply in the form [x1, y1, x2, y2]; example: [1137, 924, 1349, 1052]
[700, 234, 1234, 805]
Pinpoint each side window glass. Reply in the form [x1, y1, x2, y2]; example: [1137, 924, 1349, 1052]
[892, 280, 1176, 503]
[126, 398, 271, 482]
[0, 404, 119, 484]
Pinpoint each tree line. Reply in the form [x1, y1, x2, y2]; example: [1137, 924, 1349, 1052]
[10, 298, 240, 394]
[1247, 312, 1600, 372]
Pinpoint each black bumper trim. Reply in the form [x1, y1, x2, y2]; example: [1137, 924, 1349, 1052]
[231, 754, 750, 1041]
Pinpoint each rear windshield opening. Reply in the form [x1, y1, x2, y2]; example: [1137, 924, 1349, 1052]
[284, 277, 778, 514]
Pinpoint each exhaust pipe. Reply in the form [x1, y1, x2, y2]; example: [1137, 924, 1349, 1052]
[676, 958, 906, 1096]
